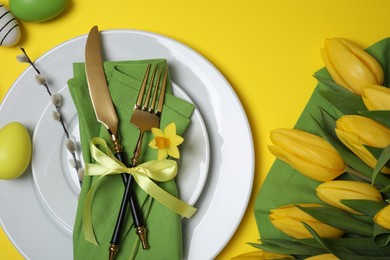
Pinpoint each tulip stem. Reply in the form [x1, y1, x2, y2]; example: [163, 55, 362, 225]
[345, 166, 378, 187]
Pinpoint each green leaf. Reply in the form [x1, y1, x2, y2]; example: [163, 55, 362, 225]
[297, 205, 373, 237]
[374, 223, 390, 246]
[302, 223, 390, 260]
[340, 199, 385, 217]
[369, 145, 390, 185]
[249, 239, 325, 256]
[314, 74, 353, 94]
[317, 88, 367, 115]
[381, 184, 390, 193]
[359, 110, 390, 129]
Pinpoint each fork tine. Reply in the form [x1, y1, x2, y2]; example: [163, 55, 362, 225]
[149, 67, 162, 113]
[142, 66, 157, 111]
[136, 64, 151, 108]
[156, 66, 168, 115]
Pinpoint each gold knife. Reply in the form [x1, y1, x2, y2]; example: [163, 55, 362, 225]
[85, 25, 148, 259]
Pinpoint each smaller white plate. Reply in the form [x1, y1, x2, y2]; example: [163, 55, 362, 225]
[31, 82, 210, 233]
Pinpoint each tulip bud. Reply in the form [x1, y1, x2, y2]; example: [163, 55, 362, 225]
[269, 128, 346, 182]
[231, 250, 294, 260]
[305, 254, 339, 260]
[321, 38, 383, 95]
[335, 115, 390, 173]
[374, 204, 390, 230]
[316, 180, 383, 214]
[270, 204, 344, 239]
[362, 84, 390, 110]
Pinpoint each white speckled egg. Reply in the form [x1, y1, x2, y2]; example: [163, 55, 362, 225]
[0, 4, 21, 47]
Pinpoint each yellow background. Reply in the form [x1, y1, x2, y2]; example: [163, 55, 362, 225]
[1, 0, 390, 259]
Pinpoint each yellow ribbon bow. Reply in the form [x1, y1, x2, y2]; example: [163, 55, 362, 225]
[83, 137, 197, 245]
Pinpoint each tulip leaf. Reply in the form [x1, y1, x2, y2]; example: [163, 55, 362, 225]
[314, 74, 353, 94]
[249, 239, 326, 256]
[359, 110, 390, 129]
[374, 223, 390, 246]
[367, 145, 390, 185]
[381, 185, 390, 193]
[302, 223, 390, 260]
[297, 205, 373, 237]
[316, 87, 366, 115]
[340, 199, 385, 217]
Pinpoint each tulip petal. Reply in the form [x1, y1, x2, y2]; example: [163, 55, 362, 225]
[338, 38, 384, 84]
[362, 84, 390, 111]
[270, 204, 344, 239]
[316, 180, 383, 214]
[374, 204, 390, 229]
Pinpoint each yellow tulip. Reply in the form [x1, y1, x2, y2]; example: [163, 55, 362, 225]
[316, 180, 383, 214]
[305, 254, 339, 260]
[374, 204, 390, 229]
[321, 38, 383, 95]
[269, 128, 346, 182]
[335, 115, 390, 173]
[270, 204, 344, 239]
[231, 250, 294, 260]
[362, 84, 390, 110]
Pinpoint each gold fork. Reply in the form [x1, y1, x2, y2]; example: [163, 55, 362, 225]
[108, 63, 168, 259]
[130, 64, 168, 166]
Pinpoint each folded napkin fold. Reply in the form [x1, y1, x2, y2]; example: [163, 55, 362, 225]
[68, 59, 194, 259]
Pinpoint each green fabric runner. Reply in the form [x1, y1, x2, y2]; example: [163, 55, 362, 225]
[68, 59, 194, 259]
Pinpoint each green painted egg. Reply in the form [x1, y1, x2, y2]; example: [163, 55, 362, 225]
[10, 0, 67, 22]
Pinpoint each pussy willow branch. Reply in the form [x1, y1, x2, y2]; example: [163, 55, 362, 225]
[18, 47, 81, 176]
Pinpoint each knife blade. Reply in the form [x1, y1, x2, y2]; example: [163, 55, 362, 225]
[85, 25, 148, 259]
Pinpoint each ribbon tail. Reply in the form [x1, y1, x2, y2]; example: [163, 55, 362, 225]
[83, 180, 99, 245]
[133, 174, 197, 218]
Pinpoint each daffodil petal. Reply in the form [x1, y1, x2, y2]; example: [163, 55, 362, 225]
[168, 146, 180, 159]
[149, 139, 157, 149]
[170, 135, 184, 146]
[158, 149, 168, 160]
[164, 122, 177, 137]
[152, 128, 164, 137]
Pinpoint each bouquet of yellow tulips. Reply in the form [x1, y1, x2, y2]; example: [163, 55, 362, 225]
[252, 38, 390, 259]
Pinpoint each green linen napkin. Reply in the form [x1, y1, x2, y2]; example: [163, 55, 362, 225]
[68, 59, 194, 259]
[254, 38, 390, 240]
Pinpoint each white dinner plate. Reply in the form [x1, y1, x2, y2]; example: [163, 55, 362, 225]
[0, 29, 254, 259]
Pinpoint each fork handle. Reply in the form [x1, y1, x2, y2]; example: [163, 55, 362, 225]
[130, 131, 145, 167]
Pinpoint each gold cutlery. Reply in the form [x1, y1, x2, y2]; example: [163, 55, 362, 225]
[108, 63, 168, 258]
[84, 25, 147, 258]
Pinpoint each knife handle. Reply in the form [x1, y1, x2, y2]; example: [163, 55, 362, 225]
[115, 151, 144, 227]
[110, 151, 148, 249]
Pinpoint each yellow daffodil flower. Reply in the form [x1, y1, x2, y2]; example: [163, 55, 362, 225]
[316, 180, 383, 214]
[374, 204, 390, 230]
[335, 115, 390, 173]
[321, 38, 383, 95]
[269, 128, 346, 182]
[270, 204, 344, 239]
[149, 122, 184, 160]
[362, 84, 390, 110]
